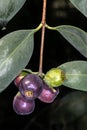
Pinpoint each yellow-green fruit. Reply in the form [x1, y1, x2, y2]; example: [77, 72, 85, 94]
[44, 68, 65, 87]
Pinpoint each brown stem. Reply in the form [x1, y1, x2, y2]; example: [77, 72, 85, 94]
[39, 0, 47, 74]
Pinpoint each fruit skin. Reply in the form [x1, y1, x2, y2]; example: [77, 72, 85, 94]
[38, 82, 59, 103]
[19, 74, 43, 101]
[13, 92, 35, 115]
[14, 72, 28, 87]
[44, 68, 65, 87]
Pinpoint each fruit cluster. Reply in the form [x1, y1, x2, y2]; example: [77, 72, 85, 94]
[13, 68, 65, 115]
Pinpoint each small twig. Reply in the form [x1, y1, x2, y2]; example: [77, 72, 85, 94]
[39, 0, 47, 74]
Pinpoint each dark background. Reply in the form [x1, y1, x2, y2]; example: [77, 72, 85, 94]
[0, 0, 87, 130]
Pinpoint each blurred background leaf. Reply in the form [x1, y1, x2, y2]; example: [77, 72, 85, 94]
[49, 91, 87, 130]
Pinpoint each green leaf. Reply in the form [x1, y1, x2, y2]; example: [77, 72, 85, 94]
[0, 29, 34, 92]
[0, 0, 26, 27]
[58, 61, 87, 91]
[70, 0, 87, 17]
[56, 25, 87, 58]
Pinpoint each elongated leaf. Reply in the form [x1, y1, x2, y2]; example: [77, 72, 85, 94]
[70, 0, 87, 17]
[0, 0, 26, 27]
[56, 25, 87, 58]
[58, 61, 87, 91]
[0, 29, 34, 92]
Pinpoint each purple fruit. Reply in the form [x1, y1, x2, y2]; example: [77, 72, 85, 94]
[38, 82, 59, 103]
[19, 74, 43, 101]
[13, 92, 35, 115]
[14, 72, 28, 87]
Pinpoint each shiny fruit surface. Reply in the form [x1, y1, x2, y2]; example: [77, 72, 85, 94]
[19, 74, 43, 101]
[38, 82, 59, 103]
[14, 72, 28, 87]
[13, 92, 35, 115]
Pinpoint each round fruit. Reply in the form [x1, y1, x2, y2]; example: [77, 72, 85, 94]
[14, 72, 28, 87]
[38, 82, 59, 103]
[44, 68, 65, 87]
[19, 74, 43, 101]
[13, 92, 35, 115]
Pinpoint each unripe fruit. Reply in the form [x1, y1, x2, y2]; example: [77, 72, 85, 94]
[13, 92, 35, 115]
[14, 72, 28, 87]
[44, 68, 65, 87]
[19, 74, 43, 101]
[38, 82, 59, 103]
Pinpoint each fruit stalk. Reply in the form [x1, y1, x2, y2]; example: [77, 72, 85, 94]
[39, 0, 47, 74]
